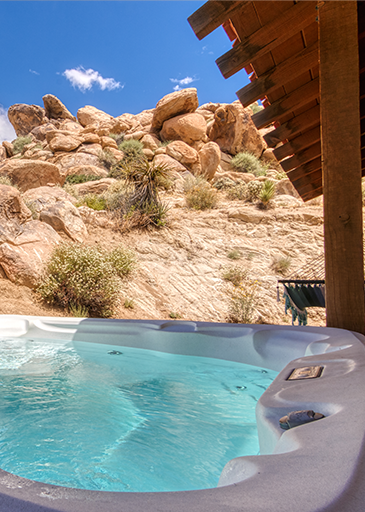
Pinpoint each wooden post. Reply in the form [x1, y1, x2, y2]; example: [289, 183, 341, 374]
[319, 1, 365, 334]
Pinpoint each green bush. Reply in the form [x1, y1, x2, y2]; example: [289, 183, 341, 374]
[247, 180, 263, 201]
[37, 243, 136, 318]
[231, 152, 267, 176]
[225, 182, 247, 201]
[76, 194, 107, 211]
[184, 176, 218, 210]
[65, 174, 102, 185]
[118, 139, 144, 159]
[105, 245, 136, 277]
[98, 149, 118, 171]
[12, 136, 32, 155]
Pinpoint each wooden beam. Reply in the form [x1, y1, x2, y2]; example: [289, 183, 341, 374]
[251, 77, 319, 129]
[216, 2, 317, 79]
[320, 1, 365, 333]
[187, 1, 246, 41]
[286, 157, 321, 182]
[280, 141, 322, 172]
[237, 41, 319, 107]
[273, 125, 321, 161]
[264, 104, 320, 147]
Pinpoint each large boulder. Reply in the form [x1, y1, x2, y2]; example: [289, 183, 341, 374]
[39, 201, 87, 243]
[22, 186, 77, 209]
[160, 113, 207, 146]
[208, 102, 265, 157]
[151, 88, 199, 132]
[49, 134, 83, 153]
[65, 165, 108, 178]
[31, 122, 60, 142]
[8, 104, 47, 137]
[0, 220, 61, 288]
[198, 142, 221, 180]
[165, 141, 201, 174]
[0, 160, 64, 192]
[43, 94, 76, 121]
[113, 113, 141, 134]
[52, 152, 102, 175]
[153, 154, 187, 174]
[77, 106, 113, 127]
[0, 146, 6, 161]
[141, 133, 160, 151]
[134, 109, 154, 127]
[73, 177, 117, 196]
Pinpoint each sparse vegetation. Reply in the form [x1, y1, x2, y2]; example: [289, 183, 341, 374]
[271, 254, 292, 275]
[169, 311, 182, 319]
[184, 176, 218, 210]
[24, 200, 39, 220]
[227, 249, 242, 260]
[258, 180, 276, 208]
[0, 176, 16, 188]
[65, 174, 102, 185]
[124, 298, 134, 309]
[98, 149, 118, 171]
[225, 182, 247, 201]
[223, 270, 260, 324]
[230, 151, 267, 176]
[69, 303, 89, 318]
[222, 265, 247, 287]
[118, 139, 144, 158]
[248, 102, 264, 115]
[37, 243, 136, 318]
[247, 180, 263, 201]
[12, 136, 32, 155]
[76, 194, 107, 211]
[109, 133, 124, 146]
[108, 139, 146, 179]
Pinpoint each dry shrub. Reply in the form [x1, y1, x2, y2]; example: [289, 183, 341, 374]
[184, 176, 218, 210]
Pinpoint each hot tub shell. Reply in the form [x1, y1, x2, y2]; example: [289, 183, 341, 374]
[0, 315, 364, 512]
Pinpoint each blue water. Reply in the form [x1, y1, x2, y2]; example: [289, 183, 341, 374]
[0, 337, 277, 492]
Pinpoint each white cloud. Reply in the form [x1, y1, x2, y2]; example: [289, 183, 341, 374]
[0, 106, 16, 143]
[173, 85, 181, 91]
[170, 76, 196, 87]
[29, 69, 40, 75]
[63, 66, 122, 92]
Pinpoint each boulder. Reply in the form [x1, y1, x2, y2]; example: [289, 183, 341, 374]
[134, 109, 154, 127]
[0, 146, 6, 161]
[227, 208, 265, 224]
[141, 133, 160, 151]
[151, 88, 199, 131]
[31, 122, 60, 141]
[165, 141, 201, 174]
[153, 154, 187, 174]
[52, 152, 102, 175]
[59, 120, 83, 133]
[0, 159, 64, 192]
[77, 106, 113, 127]
[49, 134, 83, 153]
[81, 133, 101, 144]
[143, 148, 154, 160]
[8, 104, 47, 137]
[0, 220, 61, 288]
[0, 184, 32, 225]
[113, 113, 141, 134]
[160, 113, 207, 146]
[103, 147, 125, 161]
[123, 131, 145, 141]
[101, 136, 118, 149]
[65, 165, 108, 178]
[42, 94, 76, 121]
[78, 206, 114, 228]
[40, 200, 88, 243]
[2, 141, 14, 158]
[198, 142, 221, 180]
[275, 178, 301, 198]
[76, 144, 103, 157]
[208, 102, 265, 157]
[23, 186, 77, 208]
[73, 177, 117, 196]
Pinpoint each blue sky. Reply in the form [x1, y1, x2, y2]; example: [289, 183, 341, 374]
[0, 1, 251, 142]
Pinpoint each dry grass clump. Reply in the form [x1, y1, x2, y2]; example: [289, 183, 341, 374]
[222, 267, 260, 324]
[76, 194, 107, 211]
[222, 265, 247, 287]
[98, 149, 118, 171]
[184, 176, 218, 210]
[230, 152, 267, 176]
[37, 243, 136, 318]
[271, 254, 292, 275]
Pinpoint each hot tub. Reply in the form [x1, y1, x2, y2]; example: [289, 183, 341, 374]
[0, 315, 364, 512]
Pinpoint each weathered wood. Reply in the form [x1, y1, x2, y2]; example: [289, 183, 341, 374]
[264, 104, 320, 147]
[187, 1, 246, 41]
[291, 170, 322, 190]
[286, 157, 321, 182]
[320, 1, 365, 333]
[251, 77, 319, 130]
[273, 125, 320, 161]
[216, 2, 317, 79]
[301, 186, 323, 202]
[280, 141, 321, 172]
[237, 41, 319, 107]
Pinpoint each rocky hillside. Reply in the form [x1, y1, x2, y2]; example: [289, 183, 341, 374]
[0, 89, 326, 326]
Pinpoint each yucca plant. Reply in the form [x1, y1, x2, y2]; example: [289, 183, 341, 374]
[258, 180, 276, 208]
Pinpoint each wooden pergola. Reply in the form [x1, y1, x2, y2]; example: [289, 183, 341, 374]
[189, 1, 365, 334]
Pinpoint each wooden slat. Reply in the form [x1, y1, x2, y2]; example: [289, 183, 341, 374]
[280, 141, 322, 172]
[264, 104, 320, 147]
[273, 125, 321, 161]
[237, 41, 318, 107]
[291, 170, 322, 191]
[251, 77, 319, 129]
[216, 2, 317, 79]
[187, 1, 247, 41]
[286, 157, 321, 182]
[296, 179, 323, 199]
[301, 186, 323, 202]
